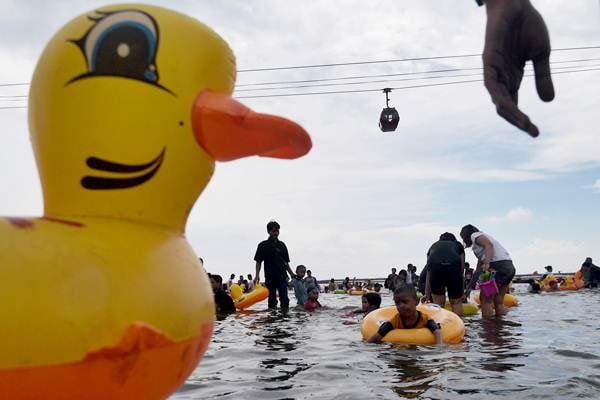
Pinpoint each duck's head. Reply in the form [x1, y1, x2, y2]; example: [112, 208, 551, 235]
[28, 4, 310, 231]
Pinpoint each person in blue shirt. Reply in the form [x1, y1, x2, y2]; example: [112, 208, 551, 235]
[291, 264, 308, 307]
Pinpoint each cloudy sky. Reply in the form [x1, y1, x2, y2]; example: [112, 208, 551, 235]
[1, 0, 599, 279]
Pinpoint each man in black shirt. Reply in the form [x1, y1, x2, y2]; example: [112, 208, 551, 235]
[254, 221, 295, 310]
[424, 232, 465, 317]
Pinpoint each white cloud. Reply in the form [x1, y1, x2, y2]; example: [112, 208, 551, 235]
[512, 238, 588, 274]
[592, 179, 600, 192]
[486, 207, 533, 224]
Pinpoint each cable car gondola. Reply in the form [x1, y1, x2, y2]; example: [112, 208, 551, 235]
[379, 88, 399, 132]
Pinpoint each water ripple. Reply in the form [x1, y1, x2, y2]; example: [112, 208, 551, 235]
[172, 286, 600, 399]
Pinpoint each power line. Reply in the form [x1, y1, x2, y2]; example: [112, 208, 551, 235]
[234, 67, 600, 99]
[235, 57, 600, 87]
[236, 45, 600, 72]
[1, 46, 599, 88]
[1, 66, 598, 107]
[2, 59, 599, 101]
[234, 63, 600, 93]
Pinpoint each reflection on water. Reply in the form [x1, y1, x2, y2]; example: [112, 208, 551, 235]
[171, 287, 600, 399]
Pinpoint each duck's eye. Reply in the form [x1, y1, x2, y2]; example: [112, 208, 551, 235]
[76, 10, 159, 83]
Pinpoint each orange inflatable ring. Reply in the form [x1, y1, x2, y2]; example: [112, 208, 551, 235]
[234, 284, 269, 310]
[474, 293, 518, 307]
[361, 304, 464, 345]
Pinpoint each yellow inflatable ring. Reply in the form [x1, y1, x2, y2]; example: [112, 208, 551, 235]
[444, 302, 480, 315]
[234, 284, 269, 310]
[474, 293, 518, 307]
[349, 290, 366, 296]
[361, 304, 464, 345]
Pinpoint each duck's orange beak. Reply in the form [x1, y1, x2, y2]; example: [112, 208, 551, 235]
[191, 90, 312, 161]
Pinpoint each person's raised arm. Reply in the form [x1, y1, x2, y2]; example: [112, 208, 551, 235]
[480, 0, 554, 137]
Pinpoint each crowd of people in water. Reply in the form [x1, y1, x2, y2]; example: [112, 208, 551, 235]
[204, 220, 599, 337]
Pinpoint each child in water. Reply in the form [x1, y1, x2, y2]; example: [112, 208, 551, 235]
[343, 292, 381, 325]
[346, 292, 382, 316]
[304, 287, 323, 311]
[367, 284, 442, 344]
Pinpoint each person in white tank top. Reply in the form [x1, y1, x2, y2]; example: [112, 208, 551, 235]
[460, 224, 516, 318]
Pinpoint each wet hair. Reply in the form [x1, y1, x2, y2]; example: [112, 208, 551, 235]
[363, 292, 382, 308]
[210, 273, 223, 285]
[460, 224, 479, 247]
[439, 232, 457, 241]
[267, 220, 280, 233]
[393, 284, 418, 299]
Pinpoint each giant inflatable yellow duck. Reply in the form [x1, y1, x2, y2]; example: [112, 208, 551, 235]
[0, 4, 311, 399]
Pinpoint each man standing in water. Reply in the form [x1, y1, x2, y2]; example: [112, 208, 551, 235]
[254, 221, 295, 310]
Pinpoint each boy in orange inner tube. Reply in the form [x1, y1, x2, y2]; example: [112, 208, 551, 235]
[367, 285, 442, 344]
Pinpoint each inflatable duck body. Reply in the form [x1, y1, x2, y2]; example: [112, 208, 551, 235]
[0, 4, 310, 399]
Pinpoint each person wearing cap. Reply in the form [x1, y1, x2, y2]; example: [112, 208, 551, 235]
[461, 224, 516, 318]
[541, 265, 553, 281]
[423, 232, 466, 317]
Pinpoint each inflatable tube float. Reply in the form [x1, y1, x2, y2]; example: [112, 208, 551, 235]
[474, 293, 518, 307]
[444, 302, 480, 315]
[0, 4, 312, 399]
[559, 275, 578, 291]
[233, 284, 269, 310]
[349, 290, 366, 296]
[361, 304, 464, 345]
[333, 289, 347, 294]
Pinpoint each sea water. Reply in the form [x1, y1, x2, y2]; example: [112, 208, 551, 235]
[171, 284, 600, 399]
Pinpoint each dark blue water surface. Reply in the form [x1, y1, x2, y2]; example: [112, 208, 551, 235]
[171, 285, 600, 399]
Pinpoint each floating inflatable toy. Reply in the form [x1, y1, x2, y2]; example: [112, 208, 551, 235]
[333, 289, 347, 294]
[559, 275, 578, 291]
[0, 4, 311, 399]
[230, 283, 244, 300]
[361, 304, 464, 345]
[540, 274, 560, 292]
[474, 293, 518, 307]
[444, 302, 480, 315]
[233, 284, 269, 310]
[349, 290, 367, 296]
